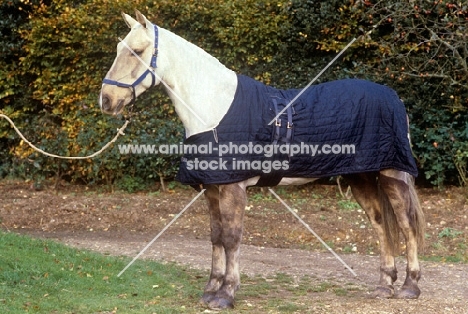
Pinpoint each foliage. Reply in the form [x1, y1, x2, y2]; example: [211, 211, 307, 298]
[353, 0, 468, 186]
[1, 0, 182, 187]
[1, 0, 467, 188]
[150, 0, 289, 83]
[0, 0, 45, 178]
[279, 0, 468, 186]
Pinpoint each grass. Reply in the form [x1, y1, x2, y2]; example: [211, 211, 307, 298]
[438, 227, 463, 239]
[337, 200, 361, 212]
[0, 231, 204, 313]
[421, 227, 468, 263]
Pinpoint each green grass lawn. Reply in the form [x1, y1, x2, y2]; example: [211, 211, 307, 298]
[0, 231, 205, 313]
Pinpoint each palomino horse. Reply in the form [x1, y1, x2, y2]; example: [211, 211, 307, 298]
[99, 11, 425, 310]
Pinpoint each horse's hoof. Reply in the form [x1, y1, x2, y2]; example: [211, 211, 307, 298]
[208, 297, 234, 310]
[395, 285, 420, 299]
[371, 285, 394, 299]
[200, 292, 216, 305]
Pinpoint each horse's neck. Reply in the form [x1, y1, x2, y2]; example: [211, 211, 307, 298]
[158, 28, 238, 138]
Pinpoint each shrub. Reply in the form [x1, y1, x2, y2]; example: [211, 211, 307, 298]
[1, 0, 467, 188]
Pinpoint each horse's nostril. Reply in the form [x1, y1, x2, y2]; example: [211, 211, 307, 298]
[101, 95, 111, 111]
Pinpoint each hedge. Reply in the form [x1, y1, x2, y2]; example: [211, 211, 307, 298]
[0, 0, 467, 189]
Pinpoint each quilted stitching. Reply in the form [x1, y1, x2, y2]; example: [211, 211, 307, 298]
[176, 75, 417, 185]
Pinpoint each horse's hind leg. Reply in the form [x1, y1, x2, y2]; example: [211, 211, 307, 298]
[379, 169, 424, 299]
[345, 173, 398, 298]
[201, 183, 247, 309]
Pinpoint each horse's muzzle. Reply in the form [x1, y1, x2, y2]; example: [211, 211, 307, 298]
[99, 92, 127, 116]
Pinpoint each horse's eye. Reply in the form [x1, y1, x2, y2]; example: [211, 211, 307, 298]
[132, 49, 144, 56]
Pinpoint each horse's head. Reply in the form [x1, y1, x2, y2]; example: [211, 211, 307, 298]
[99, 10, 160, 115]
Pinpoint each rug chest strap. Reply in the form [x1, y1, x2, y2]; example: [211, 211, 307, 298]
[272, 98, 281, 144]
[256, 98, 295, 187]
[272, 98, 294, 145]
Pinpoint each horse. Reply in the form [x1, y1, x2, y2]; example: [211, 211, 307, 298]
[99, 10, 425, 310]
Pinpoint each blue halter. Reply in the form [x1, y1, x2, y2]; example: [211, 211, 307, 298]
[102, 24, 159, 106]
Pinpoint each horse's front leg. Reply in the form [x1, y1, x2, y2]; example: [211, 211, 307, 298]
[201, 185, 226, 305]
[202, 183, 247, 310]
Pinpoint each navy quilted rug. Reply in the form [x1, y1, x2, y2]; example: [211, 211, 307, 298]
[176, 75, 418, 186]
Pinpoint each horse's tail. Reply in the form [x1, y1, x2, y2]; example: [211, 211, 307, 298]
[379, 176, 425, 255]
[408, 176, 426, 250]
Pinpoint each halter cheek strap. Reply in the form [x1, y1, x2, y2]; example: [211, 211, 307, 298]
[102, 24, 159, 106]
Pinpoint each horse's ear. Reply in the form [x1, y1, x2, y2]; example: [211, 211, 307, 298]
[135, 9, 147, 28]
[122, 12, 138, 29]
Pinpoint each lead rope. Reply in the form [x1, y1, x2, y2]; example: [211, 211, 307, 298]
[0, 112, 130, 159]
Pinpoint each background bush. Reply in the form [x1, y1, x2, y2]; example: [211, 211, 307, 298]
[1, 0, 467, 189]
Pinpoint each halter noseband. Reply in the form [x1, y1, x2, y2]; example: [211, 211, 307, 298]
[102, 23, 159, 108]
